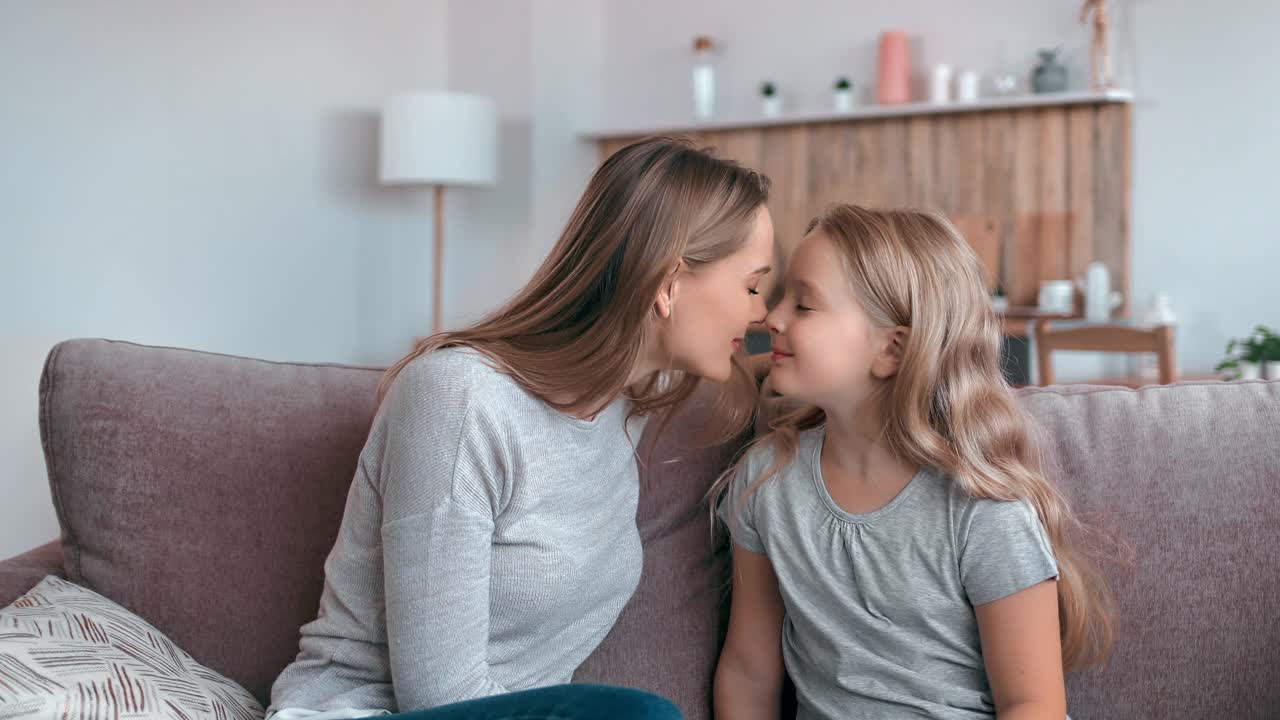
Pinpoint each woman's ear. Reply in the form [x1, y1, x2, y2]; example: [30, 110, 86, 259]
[871, 326, 910, 379]
[653, 263, 683, 319]
[654, 290, 673, 319]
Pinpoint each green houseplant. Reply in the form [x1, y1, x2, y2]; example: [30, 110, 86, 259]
[1216, 326, 1280, 380]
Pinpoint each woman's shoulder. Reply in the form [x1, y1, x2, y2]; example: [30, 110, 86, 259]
[395, 346, 520, 399]
[382, 345, 533, 426]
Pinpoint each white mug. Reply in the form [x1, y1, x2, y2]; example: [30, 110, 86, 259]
[1037, 280, 1075, 315]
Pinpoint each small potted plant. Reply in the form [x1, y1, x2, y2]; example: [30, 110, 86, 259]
[1215, 326, 1279, 380]
[833, 77, 854, 112]
[1263, 327, 1280, 380]
[760, 81, 782, 118]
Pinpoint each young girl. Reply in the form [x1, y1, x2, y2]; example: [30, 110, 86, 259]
[714, 206, 1115, 720]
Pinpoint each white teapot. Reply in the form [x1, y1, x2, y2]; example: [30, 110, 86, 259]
[1076, 261, 1123, 321]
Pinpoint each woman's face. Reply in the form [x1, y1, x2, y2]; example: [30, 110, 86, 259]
[663, 205, 776, 383]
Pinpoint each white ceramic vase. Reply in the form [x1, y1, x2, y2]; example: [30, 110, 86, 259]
[1238, 362, 1262, 380]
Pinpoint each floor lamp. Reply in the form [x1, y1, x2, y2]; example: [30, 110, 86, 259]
[379, 92, 498, 333]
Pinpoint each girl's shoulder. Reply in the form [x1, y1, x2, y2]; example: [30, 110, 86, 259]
[737, 426, 823, 484]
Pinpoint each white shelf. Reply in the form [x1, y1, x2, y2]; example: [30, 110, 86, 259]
[581, 89, 1133, 141]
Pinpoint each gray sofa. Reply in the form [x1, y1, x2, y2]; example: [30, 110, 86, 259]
[2, 339, 1277, 718]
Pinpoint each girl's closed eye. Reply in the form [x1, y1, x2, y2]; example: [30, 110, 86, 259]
[796, 304, 813, 313]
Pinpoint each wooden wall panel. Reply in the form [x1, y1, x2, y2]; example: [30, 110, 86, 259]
[1093, 103, 1132, 315]
[1066, 106, 1097, 285]
[597, 102, 1131, 318]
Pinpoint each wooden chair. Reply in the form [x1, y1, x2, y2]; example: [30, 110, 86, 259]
[1033, 321, 1177, 386]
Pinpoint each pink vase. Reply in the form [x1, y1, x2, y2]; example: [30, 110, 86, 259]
[877, 31, 911, 105]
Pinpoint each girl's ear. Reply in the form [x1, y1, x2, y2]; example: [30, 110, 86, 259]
[871, 326, 910, 380]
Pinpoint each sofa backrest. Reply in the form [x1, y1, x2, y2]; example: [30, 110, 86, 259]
[38, 339, 744, 718]
[39, 340, 1280, 718]
[1018, 381, 1280, 718]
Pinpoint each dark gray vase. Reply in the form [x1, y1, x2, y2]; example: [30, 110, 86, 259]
[1032, 49, 1068, 93]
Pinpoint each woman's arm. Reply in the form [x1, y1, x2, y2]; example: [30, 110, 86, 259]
[975, 579, 1066, 720]
[382, 501, 508, 709]
[377, 360, 510, 711]
[715, 547, 786, 720]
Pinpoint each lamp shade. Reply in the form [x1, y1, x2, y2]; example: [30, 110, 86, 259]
[379, 92, 498, 186]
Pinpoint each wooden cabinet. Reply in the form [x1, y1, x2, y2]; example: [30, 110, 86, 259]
[587, 91, 1133, 335]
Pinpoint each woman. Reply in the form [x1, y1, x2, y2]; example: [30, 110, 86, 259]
[269, 137, 776, 720]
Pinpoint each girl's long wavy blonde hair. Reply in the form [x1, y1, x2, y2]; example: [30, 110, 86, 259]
[715, 204, 1117, 671]
[378, 136, 769, 440]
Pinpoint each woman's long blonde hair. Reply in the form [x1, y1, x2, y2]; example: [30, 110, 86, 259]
[378, 136, 770, 439]
[717, 205, 1117, 671]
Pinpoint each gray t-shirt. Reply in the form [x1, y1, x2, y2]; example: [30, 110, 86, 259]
[270, 347, 645, 714]
[719, 427, 1059, 720]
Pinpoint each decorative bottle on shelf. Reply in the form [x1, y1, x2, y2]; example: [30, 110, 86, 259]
[692, 36, 716, 121]
[876, 31, 911, 104]
[930, 63, 953, 104]
[1032, 49, 1068, 93]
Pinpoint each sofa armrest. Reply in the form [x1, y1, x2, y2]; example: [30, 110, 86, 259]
[0, 540, 65, 607]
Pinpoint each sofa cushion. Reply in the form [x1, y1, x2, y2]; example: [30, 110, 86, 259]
[1017, 381, 1280, 719]
[574, 384, 746, 720]
[40, 339, 383, 704]
[0, 575, 264, 719]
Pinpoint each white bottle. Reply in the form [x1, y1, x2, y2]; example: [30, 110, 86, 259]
[930, 64, 953, 104]
[693, 62, 715, 120]
[692, 36, 717, 121]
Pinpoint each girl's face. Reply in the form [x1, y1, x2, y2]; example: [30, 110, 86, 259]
[765, 230, 903, 409]
[662, 205, 775, 383]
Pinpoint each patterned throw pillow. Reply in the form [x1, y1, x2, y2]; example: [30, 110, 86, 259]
[0, 576, 264, 720]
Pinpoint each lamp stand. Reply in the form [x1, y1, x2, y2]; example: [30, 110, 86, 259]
[433, 184, 445, 334]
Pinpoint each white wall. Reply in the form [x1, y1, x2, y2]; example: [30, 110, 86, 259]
[1127, 0, 1280, 373]
[3, 0, 1276, 556]
[0, 337, 63, 559]
[0, 0, 448, 558]
[595, 0, 1280, 378]
[600, 0, 1096, 126]
[439, 0, 603, 328]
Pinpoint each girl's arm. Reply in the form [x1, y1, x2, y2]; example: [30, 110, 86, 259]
[714, 547, 786, 720]
[975, 579, 1067, 720]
